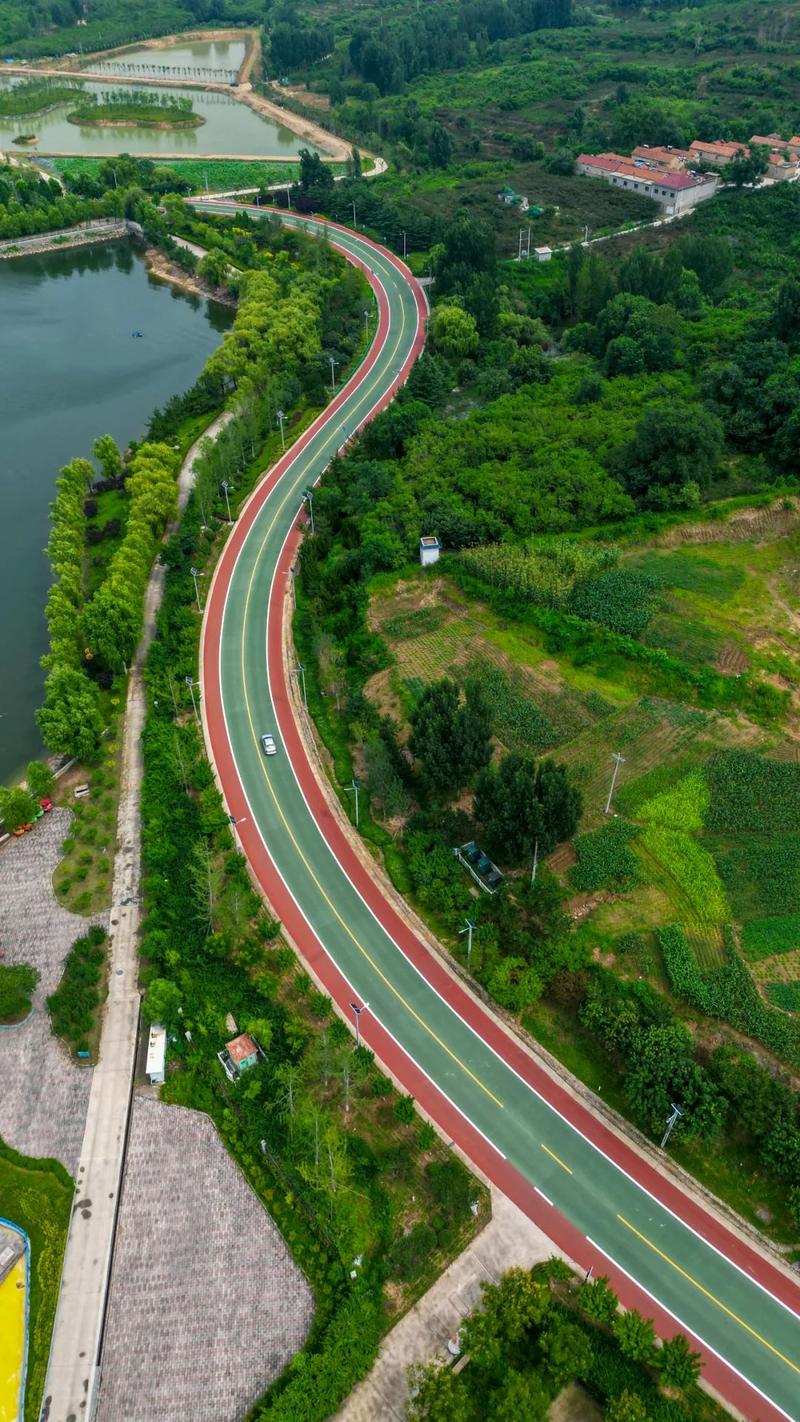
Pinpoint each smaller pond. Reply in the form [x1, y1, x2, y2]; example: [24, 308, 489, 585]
[87, 37, 247, 79]
[0, 77, 314, 158]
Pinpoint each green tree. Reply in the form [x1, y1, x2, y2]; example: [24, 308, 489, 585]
[489, 1369, 549, 1422]
[658, 1332, 701, 1390]
[298, 146, 335, 193]
[605, 1390, 651, 1422]
[578, 1274, 619, 1324]
[37, 665, 103, 760]
[773, 278, 800, 344]
[474, 755, 580, 865]
[0, 785, 37, 831]
[92, 433, 122, 480]
[621, 402, 724, 509]
[407, 1361, 473, 1422]
[612, 1309, 658, 1364]
[429, 302, 479, 361]
[25, 760, 54, 801]
[198, 247, 230, 290]
[409, 678, 491, 797]
[539, 1318, 593, 1387]
[723, 144, 769, 187]
[625, 1024, 723, 1141]
[142, 976, 182, 1030]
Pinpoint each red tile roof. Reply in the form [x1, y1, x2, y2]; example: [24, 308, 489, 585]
[227, 1032, 258, 1065]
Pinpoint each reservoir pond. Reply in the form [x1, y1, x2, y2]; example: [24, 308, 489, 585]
[0, 240, 232, 782]
[0, 77, 311, 157]
[86, 37, 248, 77]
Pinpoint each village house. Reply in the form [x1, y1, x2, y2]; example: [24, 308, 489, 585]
[576, 153, 718, 214]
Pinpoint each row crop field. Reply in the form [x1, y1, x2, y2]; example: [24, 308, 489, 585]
[366, 539, 800, 1031]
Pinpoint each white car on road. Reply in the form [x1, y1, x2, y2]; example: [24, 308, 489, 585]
[261, 733, 277, 756]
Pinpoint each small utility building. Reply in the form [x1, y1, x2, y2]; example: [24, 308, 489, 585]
[226, 1032, 260, 1075]
[146, 1023, 167, 1085]
[420, 535, 441, 567]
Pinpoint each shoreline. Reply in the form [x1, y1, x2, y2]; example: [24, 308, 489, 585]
[143, 244, 236, 305]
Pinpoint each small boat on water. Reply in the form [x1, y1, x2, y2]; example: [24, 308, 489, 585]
[131, 330, 143, 338]
[12, 134, 38, 145]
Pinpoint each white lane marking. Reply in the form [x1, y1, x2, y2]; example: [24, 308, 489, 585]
[589, 1237, 797, 1422]
[535, 1187, 553, 1207]
[209, 213, 798, 1405]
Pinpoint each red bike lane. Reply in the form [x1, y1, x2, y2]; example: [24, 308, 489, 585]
[200, 217, 799, 1422]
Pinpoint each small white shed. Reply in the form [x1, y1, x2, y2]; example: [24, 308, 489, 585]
[419, 535, 441, 567]
[534, 246, 552, 262]
[146, 1023, 167, 1085]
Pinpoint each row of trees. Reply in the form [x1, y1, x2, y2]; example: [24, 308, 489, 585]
[408, 1263, 704, 1422]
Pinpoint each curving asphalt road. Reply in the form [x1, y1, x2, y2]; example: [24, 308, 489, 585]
[199, 204, 800, 1422]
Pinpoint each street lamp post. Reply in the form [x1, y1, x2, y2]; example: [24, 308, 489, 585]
[303, 488, 315, 534]
[185, 675, 201, 721]
[530, 837, 540, 887]
[276, 408, 286, 452]
[351, 199, 357, 228]
[363, 308, 371, 340]
[459, 918, 476, 965]
[350, 1000, 369, 1048]
[190, 565, 204, 612]
[660, 1102, 683, 1150]
[221, 479, 233, 522]
[345, 777, 360, 828]
[295, 662, 308, 709]
[402, 229, 407, 259]
[328, 355, 339, 395]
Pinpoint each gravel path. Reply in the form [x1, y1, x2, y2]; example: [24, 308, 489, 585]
[96, 1097, 314, 1422]
[0, 808, 97, 1171]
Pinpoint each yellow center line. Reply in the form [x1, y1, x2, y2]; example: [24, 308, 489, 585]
[617, 1215, 800, 1376]
[541, 1143, 573, 1174]
[227, 239, 504, 1110]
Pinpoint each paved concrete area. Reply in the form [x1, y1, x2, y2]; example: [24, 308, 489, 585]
[96, 1098, 314, 1422]
[0, 808, 94, 1172]
[335, 1189, 558, 1422]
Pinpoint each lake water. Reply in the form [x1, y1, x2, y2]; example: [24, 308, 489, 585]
[0, 241, 232, 783]
[87, 37, 247, 79]
[0, 77, 312, 157]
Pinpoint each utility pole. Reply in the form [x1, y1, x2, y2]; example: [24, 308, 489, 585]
[190, 565, 203, 612]
[350, 1000, 369, 1048]
[328, 355, 339, 394]
[604, 752, 625, 815]
[221, 479, 233, 522]
[530, 837, 540, 887]
[518, 226, 524, 260]
[185, 675, 200, 721]
[303, 488, 315, 534]
[661, 1102, 683, 1150]
[276, 408, 286, 452]
[402, 229, 407, 258]
[459, 918, 476, 965]
[351, 198, 357, 228]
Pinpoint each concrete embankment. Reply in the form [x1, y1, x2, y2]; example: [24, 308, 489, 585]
[0, 217, 128, 260]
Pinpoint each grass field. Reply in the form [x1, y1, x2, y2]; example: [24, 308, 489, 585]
[365, 508, 800, 1009]
[0, 1139, 72, 1422]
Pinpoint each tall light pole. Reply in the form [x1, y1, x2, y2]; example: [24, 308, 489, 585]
[604, 751, 625, 815]
[276, 408, 286, 452]
[351, 198, 357, 228]
[402, 229, 407, 259]
[661, 1102, 683, 1150]
[459, 918, 476, 965]
[350, 1000, 369, 1048]
[221, 479, 233, 522]
[363, 308, 371, 340]
[328, 355, 339, 394]
[303, 488, 315, 534]
[185, 675, 201, 721]
[190, 565, 204, 612]
[345, 777, 360, 828]
[295, 661, 307, 709]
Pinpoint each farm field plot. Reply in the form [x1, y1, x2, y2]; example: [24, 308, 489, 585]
[365, 538, 800, 1020]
